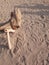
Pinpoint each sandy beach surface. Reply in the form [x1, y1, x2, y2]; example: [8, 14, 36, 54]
[0, 0, 49, 65]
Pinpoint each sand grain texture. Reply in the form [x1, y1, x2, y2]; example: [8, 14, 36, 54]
[0, 0, 49, 65]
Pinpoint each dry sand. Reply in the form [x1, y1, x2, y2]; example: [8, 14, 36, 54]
[0, 0, 49, 65]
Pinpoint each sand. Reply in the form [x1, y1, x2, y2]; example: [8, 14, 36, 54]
[0, 0, 49, 65]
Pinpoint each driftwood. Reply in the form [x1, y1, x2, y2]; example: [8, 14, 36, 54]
[0, 8, 22, 56]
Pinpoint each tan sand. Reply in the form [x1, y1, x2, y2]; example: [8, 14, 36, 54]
[0, 0, 49, 65]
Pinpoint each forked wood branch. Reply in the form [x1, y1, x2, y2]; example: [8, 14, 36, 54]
[0, 8, 22, 56]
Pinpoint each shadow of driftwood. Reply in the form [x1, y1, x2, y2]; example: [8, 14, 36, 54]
[0, 19, 11, 27]
[0, 30, 5, 34]
[15, 4, 49, 16]
[15, 4, 49, 9]
[0, 44, 9, 49]
[0, 19, 10, 34]
[0, 19, 11, 34]
[23, 10, 49, 16]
